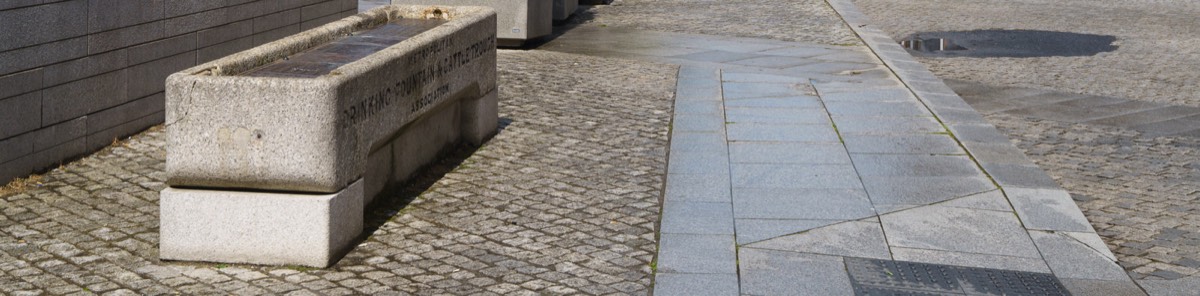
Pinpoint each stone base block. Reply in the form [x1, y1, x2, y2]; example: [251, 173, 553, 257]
[463, 90, 499, 146]
[159, 180, 364, 267]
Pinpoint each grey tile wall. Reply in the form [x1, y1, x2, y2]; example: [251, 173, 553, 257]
[0, 0, 359, 184]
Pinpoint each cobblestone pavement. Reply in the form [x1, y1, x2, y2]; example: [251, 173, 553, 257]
[857, 0, 1200, 285]
[987, 113, 1200, 281]
[856, 0, 1200, 108]
[573, 0, 861, 46]
[0, 50, 677, 295]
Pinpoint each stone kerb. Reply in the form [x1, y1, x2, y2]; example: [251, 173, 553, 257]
[391, 0, 552, 47]
[159, 5, 499, 267]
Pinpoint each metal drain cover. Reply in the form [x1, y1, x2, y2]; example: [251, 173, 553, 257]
[846, 258, 1071, 295]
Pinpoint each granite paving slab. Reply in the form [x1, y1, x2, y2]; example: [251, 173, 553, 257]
[738, 250, 855, 296]
[745, 221, 891, 260]
[880, 205, 1043, 259]
[733, 219, 842, 245]
[732, 188, 874, 220]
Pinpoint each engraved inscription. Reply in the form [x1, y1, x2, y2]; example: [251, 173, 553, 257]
[340, 34, 496, 129]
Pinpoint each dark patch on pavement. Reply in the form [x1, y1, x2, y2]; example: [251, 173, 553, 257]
[901, 29, 1117, 58]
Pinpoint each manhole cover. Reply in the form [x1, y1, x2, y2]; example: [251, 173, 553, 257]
[899, 29, 1117, 58]
[846, 258, 1071, 295]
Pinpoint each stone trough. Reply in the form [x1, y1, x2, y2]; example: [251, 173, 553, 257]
[391, 0, 552, 47]
[159, 5, 498, 267]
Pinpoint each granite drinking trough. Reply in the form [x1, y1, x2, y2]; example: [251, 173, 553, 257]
[159, 5, 498, 267]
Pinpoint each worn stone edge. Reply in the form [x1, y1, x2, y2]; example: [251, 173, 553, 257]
[822, 0, 1142, 289]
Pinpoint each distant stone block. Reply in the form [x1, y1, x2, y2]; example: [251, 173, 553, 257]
[391, 0, 551, 46]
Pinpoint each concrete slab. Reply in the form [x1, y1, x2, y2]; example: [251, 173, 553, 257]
[824, 101, 930, 117]
[812, 51, 878, 64]
[665, 173, 732, 203]
[1005, 187, 1094, 232]
[724, 108, 830, 124]
[675, 100, 724, 115]
[861, 176, 996, 206]
[945, 123, 1012, 144]
[1029, 231, 1128, 281]
[1062, 231, 1118, 262]
[720, 71, 808, 84]
[932, 108, 991, 125]
[831, 116, 944, 135]
[784, 62, 877, 75]
[813, 80, 904, 92]
[727, 56, 815, 69]
[756, 46, 840, 58]
[661, 201, 735, 235]
[732, 188, 874, 220]
[724, 96, 823, 109]
[726, 123, 840, 143]
[723, 82, 810, 99]
[673, 50, 761, 63]
[849, 154, 983, 177]
[720, 106, 825, 124]
[818, 89, 915, 102]
[842, 134, 964, 155]
[889, 246, 1051, 274]
[960, 141, 1036, 166]
[729, 142, 850, 164]
[653, 273, 740, 296]
[734, 219, 842, 245]
[673, 112, 726, 132]
[731, 164, 862, 189]
[745, 220, 891, 259]
[668, 151, 729, 174]
[656, 233, 736, 274]
[1060, 278, 1147, 296]
[880, 205, 1042, 259]
[669, 131, 727, 153]
[980, 163, 1062, 189]
[938, 190, 1012, 212]
[739, 249, 854, 296]
[676, 71, 723, 101]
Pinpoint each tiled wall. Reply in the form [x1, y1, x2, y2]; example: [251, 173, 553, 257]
[0, 0, 359, 184]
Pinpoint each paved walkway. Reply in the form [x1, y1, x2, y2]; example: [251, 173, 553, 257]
[545, 1, 1142, 294]
[0, 1, 1170, 295]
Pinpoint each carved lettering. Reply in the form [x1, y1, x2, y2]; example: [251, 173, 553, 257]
[340, 34, 497, 129]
